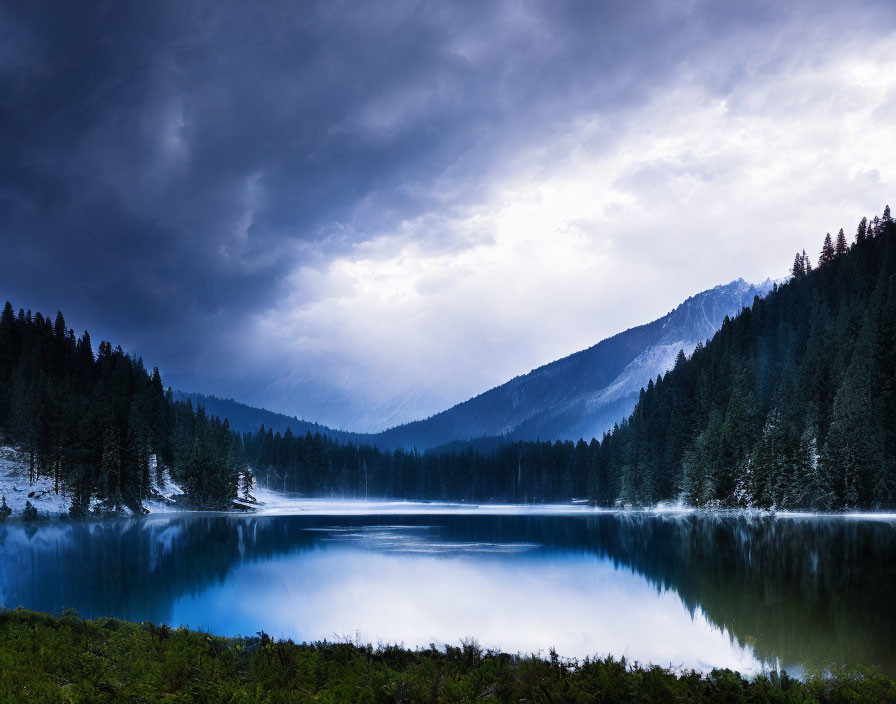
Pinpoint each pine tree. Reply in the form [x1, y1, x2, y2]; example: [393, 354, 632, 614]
[742, 408, 790, 508]
[856, 217, 868, 243]
[125, 402, 151, 508]
[23, 500, 38, 521]
[789, 422, 820, 508]
[835, 228, 848, 257]
[53, 312, 66, 339]
[819, 331, 883, 510]
[9, 368, 39, 483]
[819, 233, 835, 266]
[240, 471, 254, 500]
[0, 301, 16, 426]
[802, 250, 812, 273]
[100, 412, 123, 506]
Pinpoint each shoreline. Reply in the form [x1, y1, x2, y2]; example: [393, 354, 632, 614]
[6, 447, 896, 523]
[4, 488, 896, 523]
[2, 608, 894, 700]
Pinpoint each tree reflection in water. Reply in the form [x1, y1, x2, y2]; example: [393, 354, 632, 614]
[1, 511, 893, 675]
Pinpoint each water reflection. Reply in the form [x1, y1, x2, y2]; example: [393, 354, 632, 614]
[309, 525, 541, 554]
[0, 511, 894, 675]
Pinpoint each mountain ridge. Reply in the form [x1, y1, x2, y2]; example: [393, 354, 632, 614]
[180, 278, 773, 450]
[371, 278, 774, 449]
[172, 391, 368, 446]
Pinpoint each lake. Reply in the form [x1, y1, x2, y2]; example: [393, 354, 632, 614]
[1, 503, 895, 677]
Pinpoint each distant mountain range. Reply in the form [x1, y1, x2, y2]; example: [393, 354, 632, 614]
[372, 278, 774, 449]
[171, 391, 368, 446]
[180, 278, 773, 450]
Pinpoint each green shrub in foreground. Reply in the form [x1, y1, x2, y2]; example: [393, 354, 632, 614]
[1, 608, 894, 703]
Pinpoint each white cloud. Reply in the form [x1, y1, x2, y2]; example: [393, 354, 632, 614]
[243, 30, 896, 431]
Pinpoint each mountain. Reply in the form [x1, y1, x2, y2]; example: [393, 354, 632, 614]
[173, 212, 896, 510]
[172, 392, 368, 445]
[372, 278, 774, 450]
[238, 210, 896, 510]
[592, 212, 896, 509]
[2, 211, 891, 512]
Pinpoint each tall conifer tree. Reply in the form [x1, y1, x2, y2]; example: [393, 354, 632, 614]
[819, 233, 835, 266]
[835, 228, 848, 257]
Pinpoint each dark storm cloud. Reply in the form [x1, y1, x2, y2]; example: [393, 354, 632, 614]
[1, 0, 891, 425]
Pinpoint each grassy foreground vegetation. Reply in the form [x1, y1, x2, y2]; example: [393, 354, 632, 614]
[1, 609, 895, 703]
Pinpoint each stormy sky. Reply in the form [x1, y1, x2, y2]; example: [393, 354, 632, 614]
[2, 0, 895, 432]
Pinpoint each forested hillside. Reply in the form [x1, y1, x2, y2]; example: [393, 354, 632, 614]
[173, 391, 368, 444]
[369, 279, 771, 450]
[192, 279, 771, 453]
[0, 300, 586, 510]
[0, 307, 242, 511]
[240, 209, 896, 509]
[0, 299, 584, 510]
[593, 209, 896, 509]
[2, 208, 894, 513]
[243, 428, 588, 501]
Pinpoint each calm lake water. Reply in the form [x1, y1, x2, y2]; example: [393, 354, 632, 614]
[1, 505, 895, 676]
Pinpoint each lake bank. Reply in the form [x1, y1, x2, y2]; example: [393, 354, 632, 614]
[7, 441, 896, 523]
[3, 608, 895, 703]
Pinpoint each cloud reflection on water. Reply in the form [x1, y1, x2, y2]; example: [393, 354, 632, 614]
[170, 526, 759, 673]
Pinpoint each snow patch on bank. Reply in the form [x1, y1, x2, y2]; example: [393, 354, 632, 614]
[248, 487, 630, 517]
[246, 488, 896, 521]
[0, 446, 75, 517]
[143, 463, 188, 514]
[0, 446, 190, 518]
[3, 445, 895, 522]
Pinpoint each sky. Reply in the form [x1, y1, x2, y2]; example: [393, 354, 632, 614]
[2, 0, 896, 432]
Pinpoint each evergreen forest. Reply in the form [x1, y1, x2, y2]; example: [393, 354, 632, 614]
[1, 208, 894, 512]
[0, 307, 241, 512]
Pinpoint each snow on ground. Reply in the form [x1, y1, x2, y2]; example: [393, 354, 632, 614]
[248, 486, 661, 517]
[142, 462, 187, 514]
[0, 446, 183, 518]
[0, 451, 623, 520]
[247, 487, 896, 521]
[3, 445, 895, 521]
[0, 446, 73, 518]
